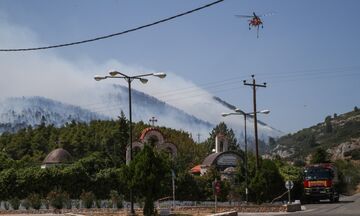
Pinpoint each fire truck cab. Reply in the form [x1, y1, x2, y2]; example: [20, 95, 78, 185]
[303, 163, 340, 203]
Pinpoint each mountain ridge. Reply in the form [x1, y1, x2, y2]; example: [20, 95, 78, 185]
[0, 85, 283, 143]
[0, 96, 108, 133]
[271, 108, 360, 162]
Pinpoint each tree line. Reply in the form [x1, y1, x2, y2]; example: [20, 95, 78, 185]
[1, 113, 358, 215]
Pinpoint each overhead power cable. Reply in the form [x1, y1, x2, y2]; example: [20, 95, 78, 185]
[0, 0, 225, 52]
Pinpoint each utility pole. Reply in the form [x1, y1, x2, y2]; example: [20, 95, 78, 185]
[243, 75, 266, 169]
[149, 116, 158, 126]
[171, 169, 176, 208]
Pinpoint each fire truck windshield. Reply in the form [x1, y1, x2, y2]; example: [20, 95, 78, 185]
[304, 168, 333, 180]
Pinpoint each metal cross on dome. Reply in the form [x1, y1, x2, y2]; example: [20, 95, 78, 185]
[149, 116, 158, 126]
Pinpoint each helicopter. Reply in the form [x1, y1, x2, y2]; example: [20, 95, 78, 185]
[235, 12, 273, 38]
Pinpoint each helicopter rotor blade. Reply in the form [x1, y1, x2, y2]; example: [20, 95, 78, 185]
[258, 12, 276, 17]
[235, 15, 253, 18]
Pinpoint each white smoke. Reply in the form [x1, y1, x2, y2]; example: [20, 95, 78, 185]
[0, 15, 282, 142]
[0, 17, 218, 120]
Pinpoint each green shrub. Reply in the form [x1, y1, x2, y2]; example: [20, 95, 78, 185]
[22, 199, 30, 210]
[103, 200, 110, 208]
[73, 200, 80, 209]
[249, 159, 284, 204]
[4, 201, 9, 210]
[95, 199, 101, 208]
[80, 191, 95, 209]
[9, 197, 20, 210]
[109, 190, 123, 209]
[63, 192, 71, 209]
[335, 160, 360, 194]
[47, 189, 67, 209]
[27, 193, 42, 210]
[351, 149, 360, 160]
[41, 199, 49, 209]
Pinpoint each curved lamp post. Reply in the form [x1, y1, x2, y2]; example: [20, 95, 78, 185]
[94, 70, 166, 215]
[221, 108, 269, 203]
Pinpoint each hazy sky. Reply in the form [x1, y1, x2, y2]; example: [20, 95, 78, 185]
[0, 0, 359, 133]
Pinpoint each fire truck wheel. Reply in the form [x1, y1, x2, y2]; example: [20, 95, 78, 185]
[330, 194, 340, 203]
[304, 198, 312, 204]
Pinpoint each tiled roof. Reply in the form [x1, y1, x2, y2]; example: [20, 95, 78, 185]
[202, 152, 222, 166]
[190, 165, 201, 173]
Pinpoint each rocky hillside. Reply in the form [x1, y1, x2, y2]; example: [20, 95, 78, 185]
[271, 107, 360, 161]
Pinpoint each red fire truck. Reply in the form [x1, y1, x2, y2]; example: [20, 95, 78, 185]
[303, 163, 340, 203]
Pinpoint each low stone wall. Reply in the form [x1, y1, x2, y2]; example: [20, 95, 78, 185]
[0, 208, 128, 215]
[285, 203, 301, 212]
[0, 204, 301, 215]
[234, 205, 287, 212]
[171, 204, 288, 215]
[174, 205, 286, 213]
[173, 203, 303, 215]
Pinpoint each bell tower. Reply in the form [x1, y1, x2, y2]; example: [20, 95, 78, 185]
[215, 134, 228, 153]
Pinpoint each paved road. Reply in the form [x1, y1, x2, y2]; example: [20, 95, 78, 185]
[238, 193, 360, 216]
[290, 193, 360, 216]
[1, 194, 359, 216]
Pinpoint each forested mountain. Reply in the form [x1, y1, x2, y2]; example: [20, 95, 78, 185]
[271, 107, 360, 162]
[0, 84, 283, 145]
[0, 97, 108, 134]
[0, 93, 214, 139]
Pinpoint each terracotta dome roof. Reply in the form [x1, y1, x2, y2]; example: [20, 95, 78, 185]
[42, 148, 72, 164]
[190, 165, 201, 174]
[139, 127, 163, 141]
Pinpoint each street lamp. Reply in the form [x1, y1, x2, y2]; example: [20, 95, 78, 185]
[221, 108, 270, 203]
[94, 70, 166, 215]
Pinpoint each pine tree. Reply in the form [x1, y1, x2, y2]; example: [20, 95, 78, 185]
[310, 148, 330, 164]
[203, 122, 239, 154]
[268, 137, 276, 150]
[110, 111, 129, 165]
[306, 133, 317, 147]
[325, 115, 333, 133]
[129, 145, 171, 216]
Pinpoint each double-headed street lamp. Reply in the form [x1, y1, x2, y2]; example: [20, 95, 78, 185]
[94, 70, 166, 215]
[221, 108, 269, 203]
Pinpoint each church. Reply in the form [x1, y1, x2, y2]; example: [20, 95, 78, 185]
[191, 134, 243, 179]
[126, 127, 178, 164]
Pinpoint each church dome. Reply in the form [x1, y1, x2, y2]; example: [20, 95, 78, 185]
[42, 148, 72, 165]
